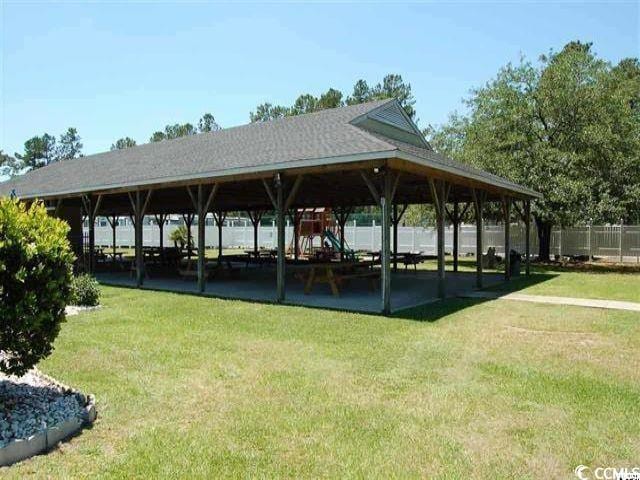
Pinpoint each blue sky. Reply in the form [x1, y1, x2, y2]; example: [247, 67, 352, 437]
[1, 1, 638, 157]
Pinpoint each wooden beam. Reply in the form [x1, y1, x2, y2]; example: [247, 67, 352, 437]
[381, 172, 392, 314]
[471, 188, 485, 289]
[524, 199, 531, 276]
[502, 195, 511, 281]
[275, 177, 285, 302]
[54, 198, 63, 217]
[284, 175, 304, 211]
[390, 172, 401, 204]
[186, 186, 198, 211]
[360, 170, 381, 206]
[140, 190, 153, 217]
[197, 184, 206, 292]
[262, 178, 277, 209]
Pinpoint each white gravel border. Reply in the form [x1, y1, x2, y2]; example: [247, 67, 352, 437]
[0, 369, 96, 467]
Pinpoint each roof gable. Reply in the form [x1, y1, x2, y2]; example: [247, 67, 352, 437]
[350, 100, 430, 149]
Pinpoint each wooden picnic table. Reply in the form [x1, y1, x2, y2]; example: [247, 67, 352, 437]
[300, 261, 379, 296]
[243, 249, 277, 266]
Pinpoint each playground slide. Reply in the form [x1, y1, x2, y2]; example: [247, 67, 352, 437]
[323, 230, 356, 260]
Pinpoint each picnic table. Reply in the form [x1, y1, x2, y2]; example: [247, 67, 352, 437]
[243, 249, 277, 266]
[300, 261, 379, 296]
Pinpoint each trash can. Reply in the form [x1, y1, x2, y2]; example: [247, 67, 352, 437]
[509, 249, 522, 276]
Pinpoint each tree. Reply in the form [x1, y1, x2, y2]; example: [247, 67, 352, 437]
[111, 137, 137, 150]
[0, 199, 74, 375]
[290, 94, 318, 116]
[428, 41, 640, 259]
[250, 103, 290, 122]
[0, 150, 19, 177]
[347, 74, 416, 119]
[56, 127, 83, 160]
[198, 113, 221, 133]
[15, 133, 57, 170]
[317, 88, 343, 110]
[150, 123, 197, 142]
[347, 79, 372, 105]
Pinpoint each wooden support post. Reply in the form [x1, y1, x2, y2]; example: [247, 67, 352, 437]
[87, 198, 95, 273]
[154, 214, 166, 253]
[128, 189, 152, 287]
[392, 204, 399, 272]
[429, 179, 449, 298]
[381, 173, 392, 314]
[247, 210, 264, 254]
[135, 191, 144, 286]
[472, 189, 484, 289]
[524, 200, 531, 276]
[502, 196, 511, 281]
[187, 184, 218, 291]
[452, 202, 459, 272]
[214, 211, 227, 264]
[333, 206, 352, 262]
[390, 203, 408, 273]
[293, 211, 301, 260]
[105, 215, 118, 270]
[197, 186, 206, 292]
[275, 175, 286, 303]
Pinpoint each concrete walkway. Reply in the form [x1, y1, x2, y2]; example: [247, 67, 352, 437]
[460, 291, 640, 312]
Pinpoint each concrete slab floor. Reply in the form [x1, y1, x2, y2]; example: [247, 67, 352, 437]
[95, 267, 505, 314]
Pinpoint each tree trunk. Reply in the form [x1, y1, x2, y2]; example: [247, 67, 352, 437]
[535, 216, 552, 262]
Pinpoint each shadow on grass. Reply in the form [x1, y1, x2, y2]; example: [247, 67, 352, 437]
[392, 297, 494, 322]
[392, 272, 556, 322]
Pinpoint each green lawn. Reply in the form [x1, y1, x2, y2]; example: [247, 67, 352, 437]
[419, 257, 640, 303]
[3, 285, 639, 478]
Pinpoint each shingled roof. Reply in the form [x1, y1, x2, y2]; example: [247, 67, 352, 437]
[0, 99, 541, 200]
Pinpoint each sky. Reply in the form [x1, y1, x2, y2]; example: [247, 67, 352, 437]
[1, 1, 638, 157]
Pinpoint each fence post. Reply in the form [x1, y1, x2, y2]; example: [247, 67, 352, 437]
[412, 227, 416, 251]
[351, 219, 356, 250]
[587, 222, 592, 261]
[272, 220, 276, 248]
[619, 218, 624, 263]
[558, 226, 562, 260]
[371, 219, 376, 251]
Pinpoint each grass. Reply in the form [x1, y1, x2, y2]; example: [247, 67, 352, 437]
[417, 257, 640, 303]
[3, 284, 639, 478]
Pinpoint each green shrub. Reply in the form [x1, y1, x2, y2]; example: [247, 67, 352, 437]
[170, 225, 193, 250]
[0, 198, 75, 375]
[70, 274, 100, 307]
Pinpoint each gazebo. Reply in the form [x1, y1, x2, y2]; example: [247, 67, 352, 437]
[0, 99, 541, 314]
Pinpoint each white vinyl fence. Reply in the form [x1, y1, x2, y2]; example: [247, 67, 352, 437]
[89, 219, 640, 263]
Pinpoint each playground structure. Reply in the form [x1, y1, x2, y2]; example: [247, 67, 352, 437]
[289, 208, 354, 259]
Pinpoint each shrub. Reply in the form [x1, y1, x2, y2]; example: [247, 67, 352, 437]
[70, 274, 100, 307]
[170, 225, 193, 250]
[0, 198, 74, 375]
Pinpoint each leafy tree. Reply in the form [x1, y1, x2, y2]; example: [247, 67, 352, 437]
[347, 74, 416, 119]
[55, 127, 83, 160]
[111, 137, 137, 150]
[250, 74, 415, 122]
[250, 103, 290, 122]
[427, 41, 640, 259]
[198, 113, 221, 133]
[347, 79, 372, 105]
[290, 94, 318, 115]
[0, 199, 74, 375]
[150, 123, 197, 142]
[0, 150, 19, 177]
[15, 133, 57, 170]
[317, 88, 343, 110]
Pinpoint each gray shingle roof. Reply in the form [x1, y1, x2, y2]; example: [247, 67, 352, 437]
[0, 99, 540, 199]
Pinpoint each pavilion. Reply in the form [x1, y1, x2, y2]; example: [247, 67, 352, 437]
[0, 99, 541, 314]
